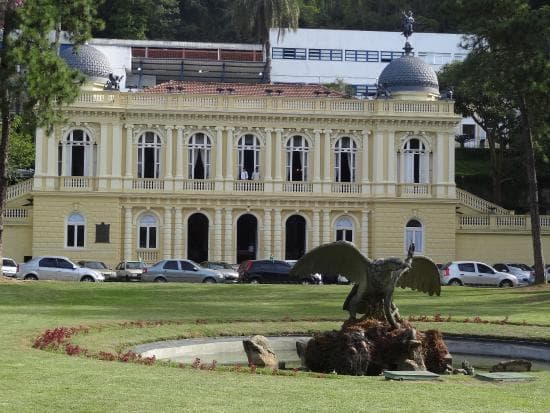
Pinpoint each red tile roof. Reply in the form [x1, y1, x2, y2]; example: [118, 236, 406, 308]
[144, 81, 346, 98]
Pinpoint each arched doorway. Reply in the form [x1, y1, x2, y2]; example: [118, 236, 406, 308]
[285, 215, 306, 260]
[187, 213, 209, 263]
[237, 214, 258, 263]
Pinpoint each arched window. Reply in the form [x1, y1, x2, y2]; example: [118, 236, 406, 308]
[405, 219, 423, 253]
[63, 129, 94, 177]
[238, 134, 260, 180]
[335, 216, 354, 242]
[402, 138, 429, 184]
[286, 135, 309, 182]
[188, 133, 211, 179]
[334, 137, 357, 182]
[138, 214, 158, 249]
[137, 132, 161, 178]
[66, 213, 85, 248]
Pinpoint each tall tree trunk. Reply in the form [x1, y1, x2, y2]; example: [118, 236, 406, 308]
[264, 38, 271, 83]
[487, 130, 502, 205]
[520, 100, 545, 284]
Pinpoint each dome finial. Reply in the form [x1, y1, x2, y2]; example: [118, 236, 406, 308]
[403, 42, 414, 56]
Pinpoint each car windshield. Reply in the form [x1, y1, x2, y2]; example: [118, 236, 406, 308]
[126, 262, 144, 269]
[509, 264, 531, 271]
[83, 261, 107, 269]
[3, 259, 16, 266]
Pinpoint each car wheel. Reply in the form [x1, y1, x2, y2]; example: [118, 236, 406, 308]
[23, 274, 38, 281]
[499, 279, 513, 288]
[249, 278, 260, 284]
[448, 279, 462, 286]
[300, 279, 312, 285]
[80, 276, 95, 282]
[154, 277, 167, 283]
[202, 277, 216, 284]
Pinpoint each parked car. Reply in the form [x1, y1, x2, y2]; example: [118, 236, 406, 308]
[16, 256, 104, 282]
[531, 264, 550, 283]
[77, 260, 117, 281]
[440, 261, 524, 287]
[142, 259, 226, 283]
[2, 257, 17, 277]
[493, 263, 534, 284]
[115, 260, 147, 281]
[239, 260, 322, 284]
[200, 261, 239, 283]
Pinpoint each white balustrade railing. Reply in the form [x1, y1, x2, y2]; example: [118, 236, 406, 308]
[136, 250, 159, 264]
[541, 216, 550, 228]
[233, 180, 264, 192]
[62, 177, 93, 190]
[3, 208, 30, 224]
[331, 182, 361, 194]
[6, 178, 33, 201]
[458, 215, 550, 232]
[399, 184, 431, 197]
[132, 179, 165, 191]
[282, 182, 313, 193]
[456, 188, 512, 215]
[182, 179, 215, 191]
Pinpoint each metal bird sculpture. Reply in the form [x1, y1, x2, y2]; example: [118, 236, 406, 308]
[290, 241, 441, 328]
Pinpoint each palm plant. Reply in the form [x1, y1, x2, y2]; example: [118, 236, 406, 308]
[233, 0, 300, 82]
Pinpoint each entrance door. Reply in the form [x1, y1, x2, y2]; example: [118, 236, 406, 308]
[187, 213, 209, 263]
[237, 214, 258, 263]
[285, 215, 306, 260]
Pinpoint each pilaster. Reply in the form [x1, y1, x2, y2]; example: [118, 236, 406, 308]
[163, 207, 172, 258]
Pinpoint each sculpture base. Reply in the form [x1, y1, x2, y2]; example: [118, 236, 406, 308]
[300, 318, 452, 376]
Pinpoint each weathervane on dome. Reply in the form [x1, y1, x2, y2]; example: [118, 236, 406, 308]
[402, 10, 415, 55]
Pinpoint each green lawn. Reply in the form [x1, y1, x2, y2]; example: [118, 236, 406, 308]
[1, 280, 550, 412]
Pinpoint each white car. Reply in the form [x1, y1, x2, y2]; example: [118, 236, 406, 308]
[2, 258, 17, 277]
[440, 261, 523, 287]
[16, 256, 104, 282]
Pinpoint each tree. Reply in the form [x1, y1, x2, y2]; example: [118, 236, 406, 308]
[439, 59, 519, 206]
[7, 116, 34, 183]
[453, 0, 549, 284]
[233, 0, 300, 81]
[0, 0, 102, 270]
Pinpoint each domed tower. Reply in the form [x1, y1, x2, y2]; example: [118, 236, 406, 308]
[60, 45, 114, 91]
[377, 12, 439, 101]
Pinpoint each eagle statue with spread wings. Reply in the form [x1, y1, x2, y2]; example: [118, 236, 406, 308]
[290, 241, 440, 328]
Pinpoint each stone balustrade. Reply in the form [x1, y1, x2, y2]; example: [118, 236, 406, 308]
[458, 215, 550, 232]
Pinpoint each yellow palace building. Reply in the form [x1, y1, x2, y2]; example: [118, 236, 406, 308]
[4, 44, 549, 266]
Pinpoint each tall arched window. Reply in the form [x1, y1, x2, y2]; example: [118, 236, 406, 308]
[66, 213, 85, 248]
[188, 133, 211, 179]
[335, 216, 354, 242]
[137, 132, 161, 178]
[286, 135, 309, 181]
[138, 214, 158, 249]
[238, 134, 260, 180]
[405, 219, 423, 253]
[402, 138, 429, 183]
[335, 137, 357, 182]
[64, 129, 94, 176]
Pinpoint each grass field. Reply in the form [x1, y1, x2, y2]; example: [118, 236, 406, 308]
[1, 280, 550, 412]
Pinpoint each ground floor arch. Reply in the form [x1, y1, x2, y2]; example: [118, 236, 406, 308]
[237, 214, 258, 263]
[285, 214, 306, 260]
[187, 213, 209, 262]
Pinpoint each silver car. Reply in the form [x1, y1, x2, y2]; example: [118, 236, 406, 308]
[440, 261, 523, 287]
[200, 261, 239, 283]
[142, 259, 225, 283]
[2, 258, 17, 277]
[16, 256, 104, 282]
[78, 260, 117, 281]
[493, 263, 534, 284]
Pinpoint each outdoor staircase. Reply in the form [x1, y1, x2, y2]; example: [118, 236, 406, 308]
[6, 178, 33, 202]
[456, 188, 513, 215]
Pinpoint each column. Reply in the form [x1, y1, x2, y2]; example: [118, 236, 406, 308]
[273, 209, 282, 259]
[213, 208, 223, 260]
[264, 128, 273, 181]
[225, 127, 234, 180]
[124, 124, 133, 178]
[373, 130, 384, 195]
[263, 208, 272, 259]
[174, 207, 183, 257]
[165, 126, 173, 178]
[387, 130, 396, 195]
[312, 209, 320, 249]
[99, 124, 108, 177]
[61, 142, 68, 176]
[322, 210, 331, 244]
[45, 131, 56, 188]
[215, 127, 224, 180]
[447, 131, 456, 197]
[435, 131, 446, 197]
[175, 127, 184, 179]
[313, 130, 322, 184]
[34, 128, 44, 176]
[322, 129, 332, 182]
[111, 123, 122, 189]
[124, 206, 133, 260]
[361, 131, 369, 183]
[274, 129, 283, 181]
[224, 208, 233, 263]
[163, 207, 172, 258]
[361, 210, 369, 257]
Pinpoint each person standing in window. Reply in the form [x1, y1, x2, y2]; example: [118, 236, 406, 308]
[240, 169, 249, 180]
[252, 167, 260, 180]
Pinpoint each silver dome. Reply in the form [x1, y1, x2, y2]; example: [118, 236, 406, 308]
[378, 54, 439, 95]
[60, 45, 113, 80]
